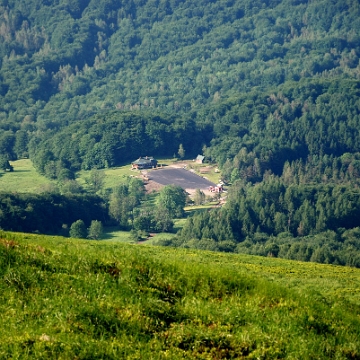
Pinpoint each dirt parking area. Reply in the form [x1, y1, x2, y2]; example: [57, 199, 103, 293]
[144, 167, 215, 194]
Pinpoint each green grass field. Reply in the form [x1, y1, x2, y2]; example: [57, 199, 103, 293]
[0, 159, 154, 193]
[186, 163, 221, 185]
[0, 160, 192, 243]
[101, 227, 135, 242]
[0, 159, 54, 193]
[0, 230, 359, 359]
[2, 158, 221, 194]
[76, 165, 139, 190]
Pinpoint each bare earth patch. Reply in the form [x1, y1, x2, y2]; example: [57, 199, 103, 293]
[168, 162, 188, 168]
[145, 180, 164, 193]
[199, 166, 212, 174]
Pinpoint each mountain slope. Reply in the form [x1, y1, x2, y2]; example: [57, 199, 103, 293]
[2, 1, 360, 262]
[1, 231, 360, 358]
[0, 0, 359, 132]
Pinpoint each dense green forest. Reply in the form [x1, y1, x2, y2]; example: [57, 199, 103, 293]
[159, 178, 360, 267]
[17, 77, 360, 181]
[0, 179, 186, 238]
[29, 111, 211, 175]
[1, 0, 360, 140]
[2, 0, 360, 266]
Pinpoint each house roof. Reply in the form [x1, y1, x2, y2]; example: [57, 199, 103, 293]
[132, 157, 157, 165]
[196, 155, 205, 162]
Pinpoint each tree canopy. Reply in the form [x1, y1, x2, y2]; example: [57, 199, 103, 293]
[1, 0, 360, 165]
[157, 185, 186, 219]
[2, 0, 360, 266]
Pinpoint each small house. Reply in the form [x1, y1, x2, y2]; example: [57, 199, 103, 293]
[131, 156, 158, 170]
[195, 155, 205, 164]
[208, 184, 223, 193]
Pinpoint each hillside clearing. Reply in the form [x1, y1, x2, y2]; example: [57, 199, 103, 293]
[0, 159, 54, 193]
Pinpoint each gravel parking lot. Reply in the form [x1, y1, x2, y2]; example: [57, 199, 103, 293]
[147, 168, 215, 190]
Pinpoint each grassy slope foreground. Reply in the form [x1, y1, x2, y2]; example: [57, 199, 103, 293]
[0, 232, 360, 359]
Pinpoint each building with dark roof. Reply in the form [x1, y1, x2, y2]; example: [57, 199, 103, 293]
[131, 157, 158, 169]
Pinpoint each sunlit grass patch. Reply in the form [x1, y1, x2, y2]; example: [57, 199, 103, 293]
[102, 227, 135, 243]
[1, 159, 54, 193]
[184, 203, 218, 212]
[0, 231, 360, 358]
[75, 165, 137, 191]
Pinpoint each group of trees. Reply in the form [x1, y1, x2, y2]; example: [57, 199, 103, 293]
[69, 219, 103, 240]
[27, 111, 211, 176]
[160, 226, 360, 268]
[13, 76, 360, 186]
[108, 177, 146, 229]
[158, 177, 360, 267]
[4, 76, 360, 189]
[0, 170, 188, 239]
[1, 0, 360, 168]
[0, 192, 108, 234]
[2, 0, 360, 266]
[196, 78, 360, 183]
[235, 228, 360, 268]
[127, 184, 186, 234]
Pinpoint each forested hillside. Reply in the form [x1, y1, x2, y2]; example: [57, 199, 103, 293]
[1, 0, 360, 136]
[2, 0, 360, 266]
[29, 111, 212, 174]
[27, 77, 360, 185]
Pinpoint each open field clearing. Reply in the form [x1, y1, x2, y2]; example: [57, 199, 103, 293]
[2, 159, 221, 194]
[101, 227, 135, 242]
[76, 165, 137, 190]
[0, 159, 53, 193]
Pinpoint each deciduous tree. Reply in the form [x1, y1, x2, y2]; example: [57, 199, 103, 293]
[157, 185, 186, 218]
[178, 144, 185, 159]
[69, 219, 87, 238]
[87, 220, 103, 240]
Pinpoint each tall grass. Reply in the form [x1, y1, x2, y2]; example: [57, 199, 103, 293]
[0, 231, 359, 358]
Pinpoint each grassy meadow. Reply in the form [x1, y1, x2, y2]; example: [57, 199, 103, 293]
[76, 165, 138, 190]
[3, 158, 219, 193]
[0, 231, 360, 359]
[0, 159, 54, 193]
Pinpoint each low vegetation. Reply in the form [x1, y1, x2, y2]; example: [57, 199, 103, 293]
[1, 159, 53, 193]
[0, 231, 360, 359]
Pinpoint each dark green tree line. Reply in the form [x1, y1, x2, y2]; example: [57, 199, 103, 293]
[0, 192, 108, 234]
[160, 178, 360, 267]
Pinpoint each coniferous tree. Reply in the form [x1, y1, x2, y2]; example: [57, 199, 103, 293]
[178, 144, 185, 160]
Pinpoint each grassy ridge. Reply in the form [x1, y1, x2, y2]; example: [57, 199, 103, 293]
[0, 231, 360, 359]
